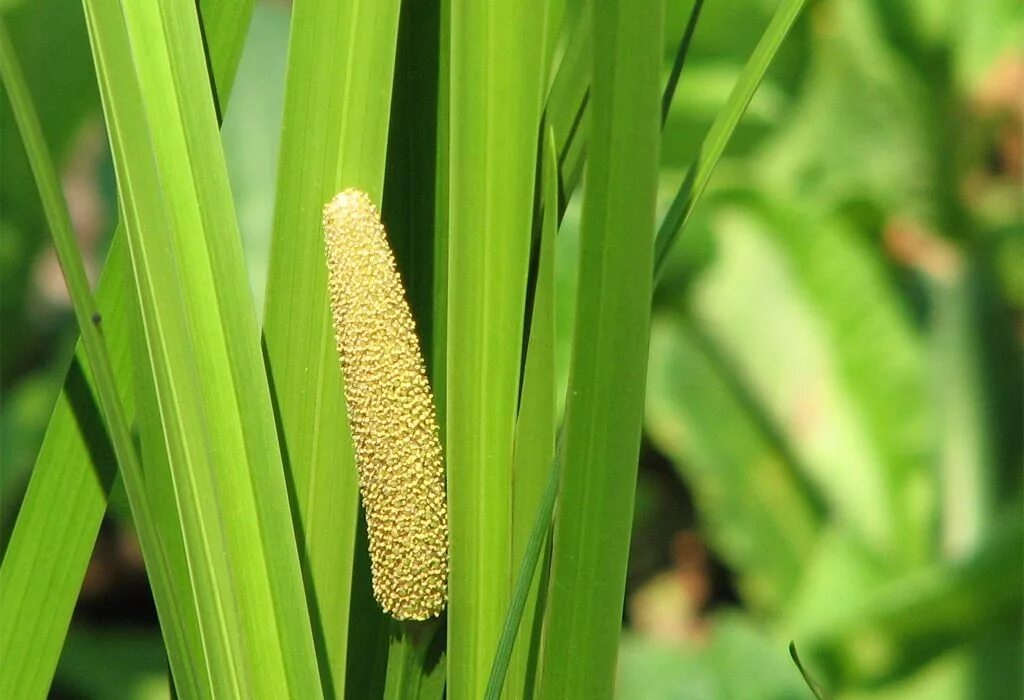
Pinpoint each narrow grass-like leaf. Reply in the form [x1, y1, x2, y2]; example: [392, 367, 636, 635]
[547, 0, 702, 216]
[262, 1, 400, 695]
[83, 0, 321, 693]
[0, 3, 253, 696]
[496, 127, 560, 700]
[83, 2, 244, 692]
[445, 3, 550, 698]
[654, 0, 807, 279]
[538, 0, 661, 695]
[432, 0, 451, 431]
[660, 0, 704, 125]
[485, 452, 560, 700]
[789, 642, 830, 700]
[125, 278, 212, 698]
[382, 624, 421, 700]
[545, 2, 590, 209]
[0, 25, 195, 697]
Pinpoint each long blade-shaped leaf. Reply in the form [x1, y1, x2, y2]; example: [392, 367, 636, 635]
[83, 0, 320, 693]
[0, 2, 254, 696]
[84, 2, 242, 692]
[261, 0, 401, 695]
[545, 1, 590, 211]
[500, 127, 559, 700]
[431, 0, 451, 431]
[0, 23, 197, 697]
[487, 124, 561, 691]
[537, 0, 661, 695]
[546, 0, 702, 219]
[445, 3, 551, 698]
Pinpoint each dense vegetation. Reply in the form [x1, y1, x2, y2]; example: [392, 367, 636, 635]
[1, 0, 1020, 697]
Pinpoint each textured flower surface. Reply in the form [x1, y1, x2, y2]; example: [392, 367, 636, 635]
[323, 189, 448, 621]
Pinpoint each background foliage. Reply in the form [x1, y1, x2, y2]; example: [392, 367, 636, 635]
[1, 0, 1021, 697]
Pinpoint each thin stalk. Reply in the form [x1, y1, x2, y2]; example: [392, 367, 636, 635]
[484, 444, 561, 700]
[661, 0, 704, 125]
[789, 642, 829, 700]
[654, 0, 807, 280]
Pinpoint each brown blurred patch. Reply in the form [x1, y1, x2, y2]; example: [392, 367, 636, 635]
[32, 119, 108, 308]
[80, 528, 145, 601]
[884, 216, 960, 283]
[628, 529, 712, 644]
[961, 52, 1023, 219]
[972, 52, 1023, 181]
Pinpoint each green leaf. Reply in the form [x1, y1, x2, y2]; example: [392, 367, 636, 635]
[0, 22, 188, 697]
[617, 615, 812, 700]
[432, 0, 451, 425]
[486, 127, 560, 700]
[83, 0, 320, 693]
[796, 515, 1023, 684]
[545, 0, 591, 209]
[0, 0, 100, 374]
[537, 0, 661, 695]
[688, 200, 931, 563]
[381, 621, 445, 700]
[767, 203, 932, 564]
[789, 642, 830, 700]
[384, 0, 444, 367]
[261, 0, 402, 696]
[220, 2, 291, 315]
[645, 312, 823, 611]
[660, 0, 704, 125]
[0, 2, 255, 696]
[933, 257, 1008, 557]
[486, 453, 560, 700]
[445, 2, 551, 697]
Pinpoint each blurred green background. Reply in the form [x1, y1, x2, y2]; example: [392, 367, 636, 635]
[2, 0, 1021, 697]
